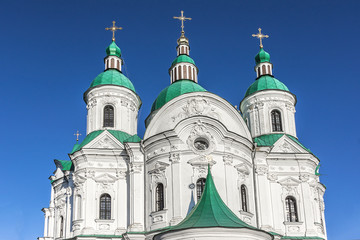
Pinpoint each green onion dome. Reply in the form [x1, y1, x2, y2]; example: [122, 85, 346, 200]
[106, 41, 121, 57]
[151, 80, 206, 112]
[255, 48, 270, 64]
[89, 69, 136, 92]
[244, 75, 289, 98]
[171, 55, 196, 66]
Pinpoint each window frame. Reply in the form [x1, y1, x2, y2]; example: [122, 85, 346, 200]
[196, 178, 206, 201]
[155, 183, 165, 212]
[103, 105, 115, 128]
[285, 196, 299, 222]
[99, 193, 112, 220]
[271, 109, 283, 132]
[240, 184, 248, 212]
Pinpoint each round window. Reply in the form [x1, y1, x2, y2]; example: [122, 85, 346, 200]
[194, 138, 209, 151]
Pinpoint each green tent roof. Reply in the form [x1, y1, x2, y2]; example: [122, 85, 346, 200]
[171, 55, 195, 66]
[54, 159, 74, 171]
[166, 166, 259, 231]
[89, 69, 136, 92]
[254, 134, 312, 153]
[71, 130, 141, 154]
[244, 75, 289, 98]
[106, 41, 121, 57]
[255, 48, 271, 64]
[151, 80, 206, 112]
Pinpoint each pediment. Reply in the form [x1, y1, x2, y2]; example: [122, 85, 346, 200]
[93, 173, 118, 183]
[271, 135, 308, 154]
[53, 167, 64, 179]
[84, 131, 124, 150]
[187, 155, 216, 166]
[234, 163, 250, 175]
[278, 177, 301, 186]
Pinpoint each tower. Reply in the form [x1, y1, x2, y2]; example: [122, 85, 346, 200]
[240, 28, 297, 138]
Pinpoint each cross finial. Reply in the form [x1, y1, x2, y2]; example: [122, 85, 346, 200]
[74, 130, 81, 143]
[105, 21, 123, 42]
[173, 10, 192, 36]
[252, 28, 269, 49]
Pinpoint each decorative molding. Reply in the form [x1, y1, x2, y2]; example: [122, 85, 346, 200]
[187, 120, 216, 155]
[169, 153, 180, 163]
[172, 98, 220, 122]
[255, 165, 268, 175]
[223, 155, 233, 166]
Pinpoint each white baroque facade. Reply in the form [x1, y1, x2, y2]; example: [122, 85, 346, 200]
[39, 27, 327, 240]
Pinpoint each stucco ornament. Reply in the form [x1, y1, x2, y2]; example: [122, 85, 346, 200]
[172, 98, 220, 122]
[187, 120, 216, 155]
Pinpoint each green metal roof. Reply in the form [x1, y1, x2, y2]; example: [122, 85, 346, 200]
[171, 55, 195, 66]
[167, 166, 259, 231]
[254, 134, 312, 153]
[106, 41, 121, 57]
[54, 159, 74, 171]
[71, 130, 142, 154]
[151, 80, 206, 112]
[255, 48, 271, 64]
[244, 75, 289, 98]
[89, 69, 136, 92]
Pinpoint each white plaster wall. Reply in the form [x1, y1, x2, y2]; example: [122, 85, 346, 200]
[85, 85, 141, 135]
[240, 90, 297, 138]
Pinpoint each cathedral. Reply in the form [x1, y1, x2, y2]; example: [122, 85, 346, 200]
[39, 12, 327, 240]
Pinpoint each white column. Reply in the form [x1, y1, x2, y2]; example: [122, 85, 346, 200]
[116, 171, 127, 233]
[169, 153, 182, 225]
[255, 163, 274, 231]
[126, 143, 145, 232]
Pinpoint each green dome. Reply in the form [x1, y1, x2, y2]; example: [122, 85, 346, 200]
[244, 75, 289, 98]
[90, 69, 135, 92]
[151, 80, 206, 112]
[255, 48, 270, 64]
[106, 41, 121, 57]
[171, 55, 196, 66]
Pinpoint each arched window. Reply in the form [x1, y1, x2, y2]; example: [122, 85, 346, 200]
[188, 66, 192, 80]
[183, 65, 187, 79]
[117, 60, 120, 70]
[267, 65, 271, 74]
[110, 58, 114, 68]
[59, 216, 64, 237]
[100, 194, 111, 219]
[179, 66, 182, 79]
[155, 183, 164, 211]
[241, 185, 248, 212]
[271, 110, 283, 132]
[285, 196, 298, 222]
[262, 65, 266, 75]
[257, 67, 260, 76]
[196, 178, 206, 200]
[103, 105, 114, 127]
[193, 68, 196, 81]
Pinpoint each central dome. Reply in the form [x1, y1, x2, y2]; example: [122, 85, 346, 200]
[151, 80, 206, 112]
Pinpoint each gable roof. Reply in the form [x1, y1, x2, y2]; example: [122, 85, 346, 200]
[70, 130, 141, 154]
[254, 134, 312, 154]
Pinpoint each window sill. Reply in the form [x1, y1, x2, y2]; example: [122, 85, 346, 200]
[239, 210, 254, 217]
[95, 219, 115, 223]
[150, 209, 168, 215]
[283, 221, 303, 225]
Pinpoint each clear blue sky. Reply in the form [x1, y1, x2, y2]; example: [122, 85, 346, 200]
[0, 0, 359, 239]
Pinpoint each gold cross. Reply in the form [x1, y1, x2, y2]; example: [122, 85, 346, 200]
[105, 21, 123, 42]
[252, 28, 269, 48]
[74, 130, 81, 142]
[173, 11, 192, 35]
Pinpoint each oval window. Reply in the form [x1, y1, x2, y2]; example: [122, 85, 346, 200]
[194, 138, 209, 151]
